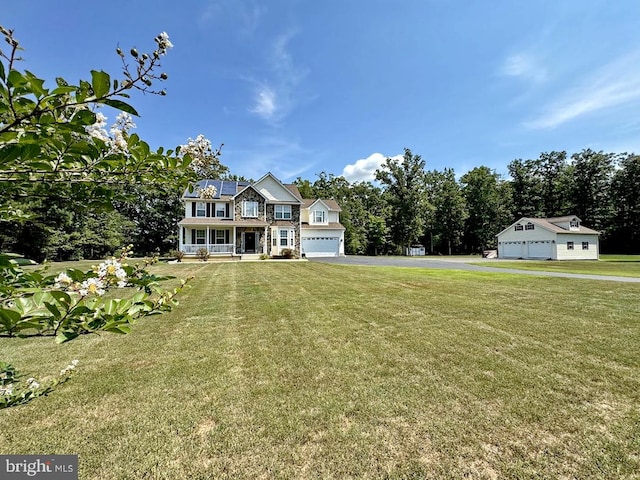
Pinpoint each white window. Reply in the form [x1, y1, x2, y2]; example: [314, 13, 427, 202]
[216, 204, 226, 217]
[525, 222, 535, 231]
[275, 204, 292, 220]
[515, 224, 523, 231]
[571, 219, 580, 228]
[195, 230, 206, 245]
[280, 229, 289, 246]
[582, 241, 589, 250]
[314, 210, 325, 223]
[196, 202, 206, 217]
[567, 241, 574, 250]
[216, 230, 226, 244]
[242, 201, 258, 218]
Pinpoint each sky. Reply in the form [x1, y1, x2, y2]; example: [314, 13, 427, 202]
[4, 1, 640, 183]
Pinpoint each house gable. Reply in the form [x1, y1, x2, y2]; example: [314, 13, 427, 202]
[253, 172, 302, 204]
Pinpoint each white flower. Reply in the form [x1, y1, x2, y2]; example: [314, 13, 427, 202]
[26, 378, 40, 389]
[155, 31, 173, 53]
[86, 112, 110, 142]
[54, 272, 73, 288]
[79, 278, 105, 297]
[0, 384, 14, 396]
[117, 280, 128, 288]
[198, 184, 218, 199]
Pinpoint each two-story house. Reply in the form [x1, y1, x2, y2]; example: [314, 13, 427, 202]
[177, 173, 345, 258]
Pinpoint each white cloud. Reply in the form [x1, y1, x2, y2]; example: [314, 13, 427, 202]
[342, 153, 403, 183]
[250, 86, 277, 120]
[525, 51, 640, 129]
[500, 52, 547, 84]
[247, 30, 308, 125]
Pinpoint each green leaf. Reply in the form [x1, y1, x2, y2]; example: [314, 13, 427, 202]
[101, 99, 139, 116]
[0, 60, 5, 82]
[91, 70, 111, 98]
[56, 331, 80, 344]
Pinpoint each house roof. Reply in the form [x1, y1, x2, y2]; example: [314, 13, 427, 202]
[301, 199, 342, 211]
[497, 216, 600, 236]
[182, 179, 250, 199]
[285, 184, 303, 200]
[302, 222, 345, 230]
[178, 218, 269, 227]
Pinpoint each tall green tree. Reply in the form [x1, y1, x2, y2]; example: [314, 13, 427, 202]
[375, 148, 427, 254]
[428, 168, 467, 255]
[610, 154, 640, 253]
[568, 149, 615, 232]
[460, 166, 511, 253]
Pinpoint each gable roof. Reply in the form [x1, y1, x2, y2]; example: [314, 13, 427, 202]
[497, 216, 599, 236]
[302, 198, 342, 211]
[252, 172, 302, 203]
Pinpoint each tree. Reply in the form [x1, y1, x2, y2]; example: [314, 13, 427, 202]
[428, 168, 466, 255]
[460, 166, 511, 253]
[0, 26, 220, 407]
[610, 154, 640, 253]
[568, 149, 615, 233]
[507, 159, 544, 218]
[375, 148, 427, 254]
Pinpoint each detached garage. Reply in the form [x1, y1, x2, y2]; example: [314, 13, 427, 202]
[496, 216, 600, 260]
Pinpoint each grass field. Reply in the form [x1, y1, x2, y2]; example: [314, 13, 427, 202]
[2, 261, 640, 479]
[475, 254, 640, 278]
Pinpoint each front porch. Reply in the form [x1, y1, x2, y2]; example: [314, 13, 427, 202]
[178, 225, 268, 257]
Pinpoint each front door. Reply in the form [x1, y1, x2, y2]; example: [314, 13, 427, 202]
[244, 232, 256, 253]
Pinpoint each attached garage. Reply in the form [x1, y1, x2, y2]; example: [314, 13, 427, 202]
[302, 235, 341, 258]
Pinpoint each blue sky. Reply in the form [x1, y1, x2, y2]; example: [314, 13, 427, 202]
[4, 1, 640, 183]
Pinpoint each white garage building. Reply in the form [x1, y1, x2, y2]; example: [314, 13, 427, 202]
[301, 199, 345, 258]
[496, 216, 600, 260]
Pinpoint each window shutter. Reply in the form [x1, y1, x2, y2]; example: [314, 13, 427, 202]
[226, 204, 230, 217]
[206, 203, 211, 217]
[225, 230, 230, 243]
[191, 229, 195, 244]
[191, 202, 196, 217]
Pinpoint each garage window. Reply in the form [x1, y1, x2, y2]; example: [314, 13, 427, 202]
[515, 224, 523, 231]
[525, 222, 535, 230]
[567, 241, 574, 250]
[582, 241, 589, 250]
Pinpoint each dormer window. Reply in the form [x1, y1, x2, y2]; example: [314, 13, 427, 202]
[570, 219, 579, 229]
[525, 222, 535, 231]
[314, 210, 326, 223]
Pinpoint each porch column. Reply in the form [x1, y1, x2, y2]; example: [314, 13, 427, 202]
[206, 226, 210, 253]
[233, 226, 237, 254]
[178, 226, 182, 251]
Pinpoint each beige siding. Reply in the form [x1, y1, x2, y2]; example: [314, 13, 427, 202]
[556, 234, 599, 260]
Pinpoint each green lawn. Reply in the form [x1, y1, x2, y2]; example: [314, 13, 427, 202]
[2, 262, 640, 479]
[474, 254, 640, 278]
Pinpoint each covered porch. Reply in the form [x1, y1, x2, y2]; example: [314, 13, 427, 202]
[178, 220, 269, 257]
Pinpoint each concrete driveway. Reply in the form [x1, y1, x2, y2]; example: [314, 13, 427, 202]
[308, 256, 640, 283]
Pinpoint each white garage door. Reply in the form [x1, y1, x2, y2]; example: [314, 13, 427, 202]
[500, 242, 522, 258]
[302, 236, 340, 257]
[527, 240, 553, 259]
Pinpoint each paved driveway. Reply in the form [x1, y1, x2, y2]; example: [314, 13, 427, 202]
[309, 256, 640, 283]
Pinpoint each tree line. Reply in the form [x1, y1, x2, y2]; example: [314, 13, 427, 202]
[296, 148, 640, 256]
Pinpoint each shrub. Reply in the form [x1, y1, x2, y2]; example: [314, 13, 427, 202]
[170, 249, 185, 262]
[281, 248, 296, 259]
[196, 247, 210, 262]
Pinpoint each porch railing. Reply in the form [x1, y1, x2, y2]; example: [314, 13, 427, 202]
[181, 244, 234, 255]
